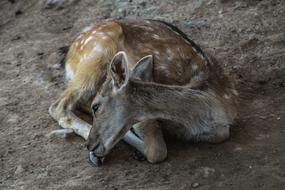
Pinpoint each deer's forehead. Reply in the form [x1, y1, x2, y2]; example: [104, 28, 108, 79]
[99, 79, 113, 96]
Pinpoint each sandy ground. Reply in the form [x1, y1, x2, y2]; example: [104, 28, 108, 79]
[0, 0, 285, 189]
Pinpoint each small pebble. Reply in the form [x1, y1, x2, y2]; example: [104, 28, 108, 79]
[191, 182, 200, 188]
[258, 115, 267, 120]
[51, 63, 61, 69]
[15, 165, 24, 174]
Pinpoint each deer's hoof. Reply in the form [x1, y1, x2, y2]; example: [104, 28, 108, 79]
[133, 150, 146, 161]
[89, 152, 104, 167]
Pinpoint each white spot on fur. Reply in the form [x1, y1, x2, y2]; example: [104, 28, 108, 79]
[65, 64, 74, 80]
[79, 45, 105, 63]
[102, 36, 108, 40]
[232, 89, 239, 96]
[92, 44, 104, 53]
[153, 50, 160, 56]
[92, 30, 96, 34]
[166, 48, 173, 54]
[166, 49, 175, 61]
[80, 55, 86, 62]
[152, 34, 161, 40]
[192, 64, 199, 71]
[84, 36, 93, 46]
[106, 31, 115, 36]
[166, 48, 175, 59]
[96, 32, 106, 36]
[223, 94, 230, 99]
[137, 25, 155, 32]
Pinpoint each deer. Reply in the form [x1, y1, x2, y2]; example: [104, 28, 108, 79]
[49, 19, 238, 166]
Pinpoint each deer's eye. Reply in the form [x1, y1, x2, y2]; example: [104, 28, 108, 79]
[92, 103, 101, 113]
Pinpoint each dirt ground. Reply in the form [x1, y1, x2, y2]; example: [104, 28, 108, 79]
[0, 0, 284, 189]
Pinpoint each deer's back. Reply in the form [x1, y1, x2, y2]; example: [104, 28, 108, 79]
[66, 19, 234, 95]
[117, 19, 210, 85]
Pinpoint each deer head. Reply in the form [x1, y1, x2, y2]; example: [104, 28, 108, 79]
[86, 51, 153, 157]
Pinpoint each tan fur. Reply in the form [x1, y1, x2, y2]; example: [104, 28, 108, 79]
[49, 21, 123, 133]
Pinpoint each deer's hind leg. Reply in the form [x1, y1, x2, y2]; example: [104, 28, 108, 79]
[191, 124, 230, 143]
[49, 82, 93, 139]
[49, 62, 103, 140]
[174, 120, 230, 144]
[124, 120, 167, 163]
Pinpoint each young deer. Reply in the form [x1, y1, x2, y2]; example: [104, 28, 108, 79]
[49, 19, 238, 165]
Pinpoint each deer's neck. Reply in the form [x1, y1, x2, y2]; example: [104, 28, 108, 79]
[129, 80, 210, 126]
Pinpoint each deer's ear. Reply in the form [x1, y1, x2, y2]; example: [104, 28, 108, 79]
[131, 55, 153, 81]
[109, 51, 129, 90]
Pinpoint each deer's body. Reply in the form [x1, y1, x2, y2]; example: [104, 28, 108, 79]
[64, 19, 214, 88]
[49, 19, 238, 164]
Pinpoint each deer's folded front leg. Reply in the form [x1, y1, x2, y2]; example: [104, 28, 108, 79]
[49, 76, 95, 140]
[48, 111, 92, 140]
[124, 120, 167, 163]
